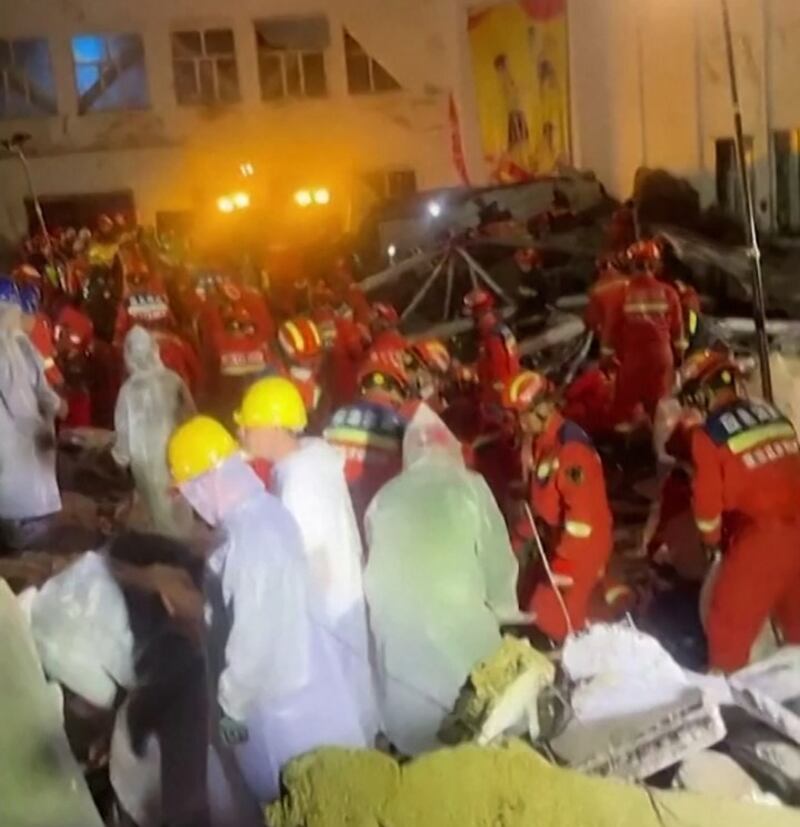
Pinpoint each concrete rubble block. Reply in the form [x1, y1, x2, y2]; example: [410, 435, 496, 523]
[552, 624, 727, 779]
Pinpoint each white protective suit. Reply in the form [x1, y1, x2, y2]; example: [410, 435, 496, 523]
[272, 437, 378, 741]
[114, 326, 195, 537]
[181, 456, 368, 805]
[0, 580, 103, 827]
[364, 405, 520, 755]
[0, 302, 61, 521]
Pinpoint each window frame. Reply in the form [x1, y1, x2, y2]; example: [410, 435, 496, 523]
[70, 32, 149, 115]
[171, 28, 241, 106]
[343, 29, 400, 96]
[0, 36, 57, 119]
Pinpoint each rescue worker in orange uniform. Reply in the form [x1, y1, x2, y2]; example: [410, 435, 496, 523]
[406, 339, 452, 414]
[367, 303, 407, 356]
[584, 256, 629, 340]
[54, 305, 95, 428]
[330, 255, 371, 327]
[682, 350, 800, 672]
[658, 237, 704, 354]
[464, 288, 520, 411]
[19, 284, 63, 388]
[277, 316, 325, 421]
[603, 240, 686, 425]
[503, 371, 614, 641]
[328, 300, 369, 409]
[324, 363, 410, 536]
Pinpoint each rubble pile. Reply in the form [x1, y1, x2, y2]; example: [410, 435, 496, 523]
[266, 739, 799, 827]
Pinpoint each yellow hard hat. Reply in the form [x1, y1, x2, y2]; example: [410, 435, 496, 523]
[235, 376, 308, 432]
[168, 415, 237, 484]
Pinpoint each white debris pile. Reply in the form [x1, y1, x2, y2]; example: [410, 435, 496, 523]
[675, 749, 783, 806]
[551, 623, 726, 779]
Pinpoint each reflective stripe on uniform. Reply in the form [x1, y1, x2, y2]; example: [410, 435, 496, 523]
[565, 520, 592, 538]
[280, 322, 304, 354]
[310, 323, 322, 348]
[323, 426, 401, 452]
[728, 422, 797, 455]
[696, 515, 721, 533]
[688, 310, 698, 336]
[624, 301, 668, 314]
[508, 372, 532, 403]
[605, 584, 633, 606]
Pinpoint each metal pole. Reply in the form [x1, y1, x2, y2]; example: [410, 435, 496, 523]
[12, 146, 58, 282]
[720, 0, 773, 401]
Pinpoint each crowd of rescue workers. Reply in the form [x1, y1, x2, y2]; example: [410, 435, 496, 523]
[2, 205, 800, 808]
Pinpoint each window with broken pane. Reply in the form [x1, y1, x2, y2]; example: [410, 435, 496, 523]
[172, 29, 240, 105]
[254, 17, 329, 101]
[344, 29, 400, 95]
[0, 37, 57, 118]
[71, 34, 149, 115]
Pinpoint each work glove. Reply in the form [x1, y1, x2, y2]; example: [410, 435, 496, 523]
[220, 715, 249, 746]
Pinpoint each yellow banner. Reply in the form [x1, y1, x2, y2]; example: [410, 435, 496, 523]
[468, 0, 571, 181]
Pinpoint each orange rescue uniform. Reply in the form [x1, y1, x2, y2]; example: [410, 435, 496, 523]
[477, 321, 520, 407]
[691, 398, 800, 671]
[584, 269, 628, 339]
[604, 273, 685, 422]
[517, 413, 613, 641]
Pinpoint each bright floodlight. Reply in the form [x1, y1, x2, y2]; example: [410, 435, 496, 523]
[387, 244, 397, 258]
[427, 200, 442, 218]
[240, 162, 254, 177]
[294, 189, 313, 207]
[232, 191, 250, 209]
[313, 187, 331, 205]
[217, 196, 235, 214]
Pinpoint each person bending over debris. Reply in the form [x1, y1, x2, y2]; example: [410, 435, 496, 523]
[502, 371, 614, 641]
[236, 376, 379, 743]
[113, 326, 196, 538]
[364, 404, 520, 755]
[681, 350, 800, 672]
[168, 415, 368, 805]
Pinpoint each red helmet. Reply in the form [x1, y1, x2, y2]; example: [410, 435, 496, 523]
[278, 317, 323, 363]
[463, 288, 495, 316]
[13, 263, 42, 285]
[501, 370, 553, 412]
[679, 349, 740, 404]
[409, 339, 451, 376]
[626, 239, 662, 272]
[358, 361, 411, 400]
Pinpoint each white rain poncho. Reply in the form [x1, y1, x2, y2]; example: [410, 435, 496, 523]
[114, 326, 195, 537]
[0, 302, 61, 520]
[364, 404, 520, 755]
[182, 456, 368, 804]
[272, 437, 378, 741]
[28, 551, 137, 709]
[0, 580, 103, 827]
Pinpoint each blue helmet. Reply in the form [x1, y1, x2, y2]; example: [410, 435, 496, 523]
[18, 283, 41, 314]
[0, 276, 21, 307]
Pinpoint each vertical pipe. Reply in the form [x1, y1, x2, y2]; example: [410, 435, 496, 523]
[720, 0, 773, 401]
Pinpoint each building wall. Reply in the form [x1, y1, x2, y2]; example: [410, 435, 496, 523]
[6, 0, 800, 245]
[0, 0, 464, 243]
[569, 0, 800, 230]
